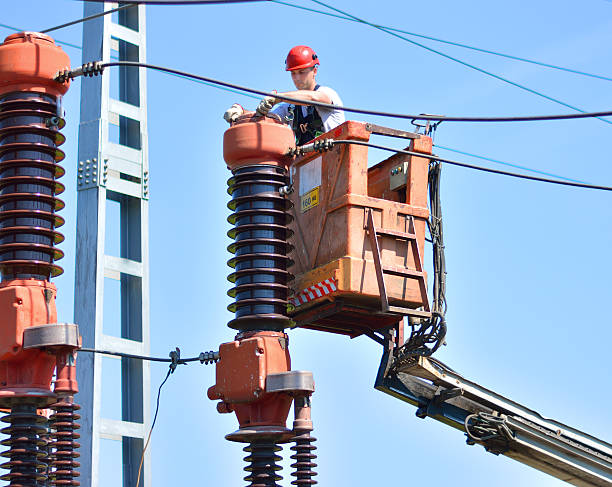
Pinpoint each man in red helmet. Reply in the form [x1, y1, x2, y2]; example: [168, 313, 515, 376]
[224, 46, 344, 145]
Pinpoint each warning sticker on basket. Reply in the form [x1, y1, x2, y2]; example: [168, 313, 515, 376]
[300, 186, 320, 212]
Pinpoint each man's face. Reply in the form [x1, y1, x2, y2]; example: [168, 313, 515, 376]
[290, 66, 317, 91]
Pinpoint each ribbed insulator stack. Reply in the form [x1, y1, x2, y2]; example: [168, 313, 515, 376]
[227, 165, 293, 332]
[0, 403, 48, 486]
[48, 398, 80, 486]
[0, 88, 66, 282]
[290, 431, 317, 486]
[243, 441, 283, 487]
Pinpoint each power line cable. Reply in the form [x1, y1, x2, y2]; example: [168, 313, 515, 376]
[0, 33, 569, 183]
[135, 365, 171, 487]
[57, 60, 612, 123]
[75, 0, 268, 4]
[79, 347, 219, 364]
[0, 23, 82, 49]
[0, 23, 258, 98]
[307, 0, 612, 125]
[298, 139, 612, 191]
[42, 4, 133, 33]
[433, 144, 586, 184]
[271, 0, 612, 83]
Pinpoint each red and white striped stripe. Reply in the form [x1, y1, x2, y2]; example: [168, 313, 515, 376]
[290, 278, 338, 308]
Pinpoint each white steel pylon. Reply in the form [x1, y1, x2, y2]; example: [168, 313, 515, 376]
[75, 3, 151, 486]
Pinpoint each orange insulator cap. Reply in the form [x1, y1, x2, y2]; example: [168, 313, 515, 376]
[223, 114, 295, 171]
[0, 32, 71, 97]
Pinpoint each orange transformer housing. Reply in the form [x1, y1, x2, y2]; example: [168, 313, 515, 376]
[288, 121, 432, 337]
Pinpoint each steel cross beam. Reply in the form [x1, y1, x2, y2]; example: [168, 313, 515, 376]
[75, 2, 151, 486]
[375, 353, 612, 487]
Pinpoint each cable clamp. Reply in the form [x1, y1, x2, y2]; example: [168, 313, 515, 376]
[55, 61, 105, 83]
[199, 350, 219, 365]
[287, 138, 335, 157]
[169, 347, 181, 373]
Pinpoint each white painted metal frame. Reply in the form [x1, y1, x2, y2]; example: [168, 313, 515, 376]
[75, 3, 150, 486]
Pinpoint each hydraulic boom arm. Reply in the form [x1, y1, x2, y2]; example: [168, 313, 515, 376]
[376, 353, 612, 487]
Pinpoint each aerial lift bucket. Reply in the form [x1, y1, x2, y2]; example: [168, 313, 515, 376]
[288, 121, 432, 337]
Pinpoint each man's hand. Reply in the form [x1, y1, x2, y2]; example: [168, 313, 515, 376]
[255, 95, 277, 117]
[223, 104, 244, 124]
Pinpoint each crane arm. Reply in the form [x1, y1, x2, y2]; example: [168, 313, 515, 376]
[375, 352, 612, 487]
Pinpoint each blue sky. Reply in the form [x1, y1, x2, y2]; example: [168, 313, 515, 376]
[2, 1, 612, 485]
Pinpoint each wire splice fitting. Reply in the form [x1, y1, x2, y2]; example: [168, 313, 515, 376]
[287, 139, 335, 157]
[168, 347, 181, 373]
[54, 62, 104, 83]
[199, 350, 219, 364]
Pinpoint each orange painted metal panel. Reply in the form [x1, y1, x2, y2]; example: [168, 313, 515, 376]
[210, 332, 291, 404]
[288, 121, 431, 334]
[0, 280, 58, 404]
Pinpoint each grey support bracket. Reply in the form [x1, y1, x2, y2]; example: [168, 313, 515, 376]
[23, 323, 80, 350]
[267, 371, 315, 395]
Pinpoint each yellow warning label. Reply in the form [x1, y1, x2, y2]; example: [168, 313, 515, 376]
[300, 186, 320, 213]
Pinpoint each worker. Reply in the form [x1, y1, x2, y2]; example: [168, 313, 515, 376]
[224, 45, 345, 145]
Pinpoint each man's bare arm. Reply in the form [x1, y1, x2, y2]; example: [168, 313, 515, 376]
[276, 89, 332, 105]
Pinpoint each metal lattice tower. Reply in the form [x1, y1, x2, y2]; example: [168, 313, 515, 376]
[75, 3, 150, 486]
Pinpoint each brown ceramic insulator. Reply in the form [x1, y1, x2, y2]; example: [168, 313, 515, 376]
[243, 441, 283, 487]
[226, 165, 294, 331]
[0, 403, 49, 486]
[48, 399, 80, 486]
[290, 431, 318, 486]
[0, 92, 66, 281]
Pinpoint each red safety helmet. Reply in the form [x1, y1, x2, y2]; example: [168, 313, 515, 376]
[285, 45, 319, 71]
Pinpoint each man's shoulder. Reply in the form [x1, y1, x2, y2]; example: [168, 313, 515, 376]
[317, 85, 342, 106]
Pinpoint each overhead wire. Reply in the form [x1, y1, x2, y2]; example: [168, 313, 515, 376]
[307, 0, 612, 125]
[0, 22, 82, 50]
[271, 0, 612, 83]
[325, 140, 612, 191]
[0, 25, 586, 182]
[60, 60, 612, 123]
[433, 144, 586, 184]
[78, 347, 219, 364]
[41, 4, 134, 33]
[74, 0, 268, 4]
[135, 366, 171, 487]
[81, 344, 218, 487]
[0, 27, 571, 182]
